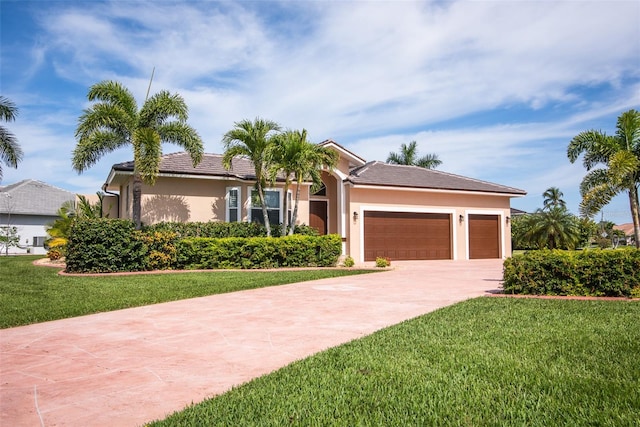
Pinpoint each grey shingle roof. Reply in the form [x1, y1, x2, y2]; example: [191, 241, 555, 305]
[0, 180, 76, 216]
[347, 161, 526, 195]
[112, 152, 264, 180]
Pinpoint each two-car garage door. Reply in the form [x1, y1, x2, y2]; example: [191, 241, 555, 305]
[363, 211, 501, 261]
[364, 211, 451, 261]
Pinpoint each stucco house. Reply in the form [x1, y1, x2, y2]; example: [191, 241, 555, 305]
[0, 179, 76, 255]
[102, 140, 526, 263]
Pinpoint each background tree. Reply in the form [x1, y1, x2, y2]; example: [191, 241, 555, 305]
[72, 80, 204, 229]
[386, 140, 442, 169]
[567, 109, 640, 248]
[519, 207, 581, 250]
[542, 187, 566, 210]
[0, 96, 23, 181]
[222, 118, 281, 237]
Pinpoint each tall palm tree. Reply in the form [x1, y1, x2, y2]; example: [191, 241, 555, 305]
[542, 187, 566, 211]
[567, 109, 640, 248]
[387, 140, 442, 169]
[0, 96, 23, 181]
[72, 80, 204, 229]
[222, 118, 281, 237]
[270, 130, 338, 236]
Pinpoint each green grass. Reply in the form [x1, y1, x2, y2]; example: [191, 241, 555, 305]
[150, 297, 640, 426]
[0, 256, 376, 328]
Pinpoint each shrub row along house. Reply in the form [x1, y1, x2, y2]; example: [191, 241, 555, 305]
[101, 140, 526, 263]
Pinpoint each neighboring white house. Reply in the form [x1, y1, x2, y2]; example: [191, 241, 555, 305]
[0, 180, 76, 255]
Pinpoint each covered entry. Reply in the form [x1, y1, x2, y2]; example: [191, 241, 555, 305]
[363, 211, 451, 261]
[468, 214, 500, 259]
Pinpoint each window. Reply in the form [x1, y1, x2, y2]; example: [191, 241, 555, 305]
[226, 187, 241, 222]
[250, 189, 281, 225]
[313, 183, 327, 196]
[33, 236, 46, 247]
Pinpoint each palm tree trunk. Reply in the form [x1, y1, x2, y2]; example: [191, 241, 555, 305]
[289, 179, 302, 236]
[257, 186, 272, 237]
[132, 173, 143, 230]
[281, 182, 289, 237]
[629, 184, 640, 248]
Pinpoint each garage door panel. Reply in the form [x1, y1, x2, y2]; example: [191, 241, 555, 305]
[469, 214, 500, 259]
[364, 211, 451, 261]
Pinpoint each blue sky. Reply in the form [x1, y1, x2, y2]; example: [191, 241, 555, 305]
[1, 0, 639, 223]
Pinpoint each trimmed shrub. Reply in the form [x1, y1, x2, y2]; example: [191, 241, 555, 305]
[375, 257, 390, 268]
[138, 231, 179, 270]
[177, 234, 342, 269]
[66, 219, 147, 273]
[503, 249, 640, 297]
[342, 256, 355, 267]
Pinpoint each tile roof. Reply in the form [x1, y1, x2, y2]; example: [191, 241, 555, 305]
[112, 152, 260, 180]
[613, 223, 635, 236]
[347, 161, 526, 195]
[0, 179, 76, 216]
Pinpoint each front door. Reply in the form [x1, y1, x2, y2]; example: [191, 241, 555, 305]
[309, 200, 328, 235]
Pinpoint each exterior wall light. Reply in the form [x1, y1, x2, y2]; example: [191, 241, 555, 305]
[506, 216, 511, 225]
[353, 211, 359, 221]
[459, 214, 464, 223]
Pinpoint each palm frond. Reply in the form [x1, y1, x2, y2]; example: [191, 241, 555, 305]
[139, 90, 188, 127]
[87, 80, 138, 118]
[133, 128, 162, 185]
[72, 130, 128, 172]
[0, 96, 18, 122]
[156, 122, 204, 166]
[567, 130, 609, 166]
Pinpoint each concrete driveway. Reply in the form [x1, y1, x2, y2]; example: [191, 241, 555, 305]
[0, 259, 504, 426]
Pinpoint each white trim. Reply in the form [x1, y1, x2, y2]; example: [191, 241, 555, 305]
[358, 205, 457, 262]
[463, 210, 507, 260]
[225, 186, 241, 223]
[319, 140, 367, 166]
[349, 183, 525, 198]
[247, 187, 292, 225]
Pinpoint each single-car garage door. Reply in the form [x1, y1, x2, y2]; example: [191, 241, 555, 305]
[364, 211, 451, 261]
[469, 214, 500, 259]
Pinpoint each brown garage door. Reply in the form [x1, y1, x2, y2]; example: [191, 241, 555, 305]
[364, 211, 451, 261]
[469, 214, 500, 259]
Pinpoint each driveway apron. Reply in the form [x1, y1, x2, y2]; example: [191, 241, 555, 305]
[1, 259, 503, 426]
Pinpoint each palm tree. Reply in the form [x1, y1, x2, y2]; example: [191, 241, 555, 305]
[521, 207, 580, 250]
[72, 80, 204, 229]
[222, 118, 281, 237]
[270, 130, 338, 236]
[386, 140, 441, 169]
[542, 187, 566, 210]
[567, 109, 640, 248]
[0, 96, 23, 181]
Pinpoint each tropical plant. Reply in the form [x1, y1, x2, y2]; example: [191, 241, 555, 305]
[46, 200, 76, 251]
[72, 80, 204, 229]
[0, 96, 23, 181]
[77, 193, 108, 218]
[386, 140, 441, 169]
[269, 129, 338, 236]
[542, 187, 566, 210]
[567, 109, 640, 248]
[222, 118, 281, 237]
[518, 207, 581, 250]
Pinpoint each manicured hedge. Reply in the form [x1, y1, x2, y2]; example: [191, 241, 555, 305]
[66, 219, 338, 273]
[144, 221, 318, 238]
[503, 249, 640, 297]
[176, 235, 342, 269]
[66, 219, 148, 273]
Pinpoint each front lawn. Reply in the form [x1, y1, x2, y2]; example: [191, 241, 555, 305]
[150, 297, 640, 426]
[0, 256, 376, 328]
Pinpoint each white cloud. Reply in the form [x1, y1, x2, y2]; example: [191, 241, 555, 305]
[2, 0, 638, 224]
